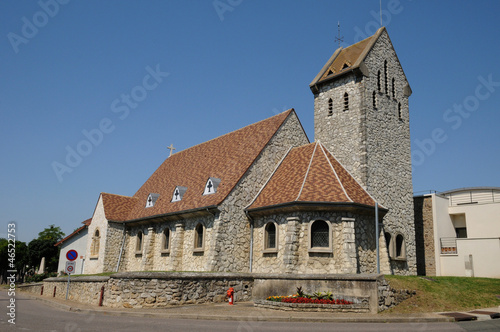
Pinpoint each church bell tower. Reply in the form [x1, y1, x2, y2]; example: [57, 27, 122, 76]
[310, 27, 416, 275]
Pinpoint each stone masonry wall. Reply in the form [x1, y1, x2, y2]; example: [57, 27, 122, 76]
[103, 222, 124, 273]
[209, 111, 309, 272]
[414, 195, 436, 276]
[252, 210, 390, 274]
[21, 276, 110, 306]
[314, 73, 366, 185]
[121, 215, 214, 272]
[314, 30, 416, 275]
[362, 31, 416, 275]
[106, 273, 253, 308]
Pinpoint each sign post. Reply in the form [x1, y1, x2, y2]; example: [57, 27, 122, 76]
[65, 250, 78, 300]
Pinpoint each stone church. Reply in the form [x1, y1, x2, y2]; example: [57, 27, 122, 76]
[73, 27, 416, 276]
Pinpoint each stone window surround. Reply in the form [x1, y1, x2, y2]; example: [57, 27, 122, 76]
[161, 227, 171, 254]
[193, 222, 205, 253]
[385, 231, 406, 261]
[262, 221, 279, 254]
[395, 233, 406, 260]
[135, 230, 144, 255]
[90, 228, 100, 259]
[308, 219, 333, 254]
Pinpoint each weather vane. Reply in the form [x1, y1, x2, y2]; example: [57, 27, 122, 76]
[334, 21, 344, 48]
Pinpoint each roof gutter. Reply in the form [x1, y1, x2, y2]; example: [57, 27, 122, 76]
[246, 201, 388, 215]
[110, 205, 219, 224]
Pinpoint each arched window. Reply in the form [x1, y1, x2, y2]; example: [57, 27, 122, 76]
[372, 91, 377, 109]
[343, 92, 349, 111]
[328, 98, 333, 116]
[91, 229, 100, 257]
[311, 220, 329, 248]
[392, 77, 395, 98]
[136, 231, 143, 253]
[396, 234, 406, 259]
[162, 228, 170, 251]
[398, 102, 402, 120]
[264, 222, 277, 250]
[384, 232, 392, 258]
[377, 70, 381, 92]
[384, 60, 388, 94]
[194, 223, 204, 251]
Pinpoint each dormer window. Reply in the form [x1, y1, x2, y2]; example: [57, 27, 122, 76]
[342, 63, 349, 70]
[171, 186, 187, 202]
[203, 177, 221, 195]
[145, 193, 159, 208]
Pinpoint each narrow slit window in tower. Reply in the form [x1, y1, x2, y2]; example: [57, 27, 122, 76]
[343, 92, 349, 111]
[377, 70, 381, 92]
[384, 60, 388, 94]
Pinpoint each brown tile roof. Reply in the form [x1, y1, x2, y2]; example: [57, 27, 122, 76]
[247, 142, 376, 210]
[103, 109, 295, 222]
[319, 36, 374, 80]
[309, 27, 385, 90]
[101, 193, 138, 222]
[54, 218, 92, 247]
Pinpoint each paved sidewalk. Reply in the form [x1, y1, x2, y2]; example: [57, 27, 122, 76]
[15, 291, 462, 323]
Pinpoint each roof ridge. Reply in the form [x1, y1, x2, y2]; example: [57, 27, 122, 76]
[320, 143, 382, 208]
[296, 142, 318, 201]
[318, 142, 352, 202]
[245, 145, 294, 210]
[101, 192, 135, 199]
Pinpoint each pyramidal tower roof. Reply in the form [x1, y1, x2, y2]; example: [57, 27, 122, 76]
[309, 26, 411, 95]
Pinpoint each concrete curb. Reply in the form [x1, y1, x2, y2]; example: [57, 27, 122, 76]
[20, 292, 454, 323]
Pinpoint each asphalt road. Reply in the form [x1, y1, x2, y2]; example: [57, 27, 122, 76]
[1, 291, 499, 332]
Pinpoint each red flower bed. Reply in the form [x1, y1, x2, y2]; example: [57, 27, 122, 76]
[281, 297, 352, 305]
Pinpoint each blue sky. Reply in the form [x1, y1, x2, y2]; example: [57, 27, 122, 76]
[1, 0, 499, 243]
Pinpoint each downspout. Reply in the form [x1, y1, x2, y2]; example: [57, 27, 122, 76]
[115, 223, 126, 272]
[245, 210, 253, 273]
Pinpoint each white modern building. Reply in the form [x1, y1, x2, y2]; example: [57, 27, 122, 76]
[414, 187, 500, 278]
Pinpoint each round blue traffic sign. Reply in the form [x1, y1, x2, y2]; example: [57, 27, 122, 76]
[66, 249, 78, 261]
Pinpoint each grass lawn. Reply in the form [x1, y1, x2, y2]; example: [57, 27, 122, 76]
[382, 275, 500, 314]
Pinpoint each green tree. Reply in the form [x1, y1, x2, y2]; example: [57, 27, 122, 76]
[37, 224, 64, 243]
[0, 238, 28, 283]
[28, 225, 65, 273]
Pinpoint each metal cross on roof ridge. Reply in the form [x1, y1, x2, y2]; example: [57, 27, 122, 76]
[334, 21, 344, 49]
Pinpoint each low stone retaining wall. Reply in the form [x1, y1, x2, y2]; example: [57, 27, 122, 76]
[18, 282, 43, 295]
[18, 272, 395, 313]
[254, 299, 370, 313]
[19, 276, 109, 306]
[106, 272, 253, 308]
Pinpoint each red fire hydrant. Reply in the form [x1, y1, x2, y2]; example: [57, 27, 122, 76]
[227, 287, 235, 305]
